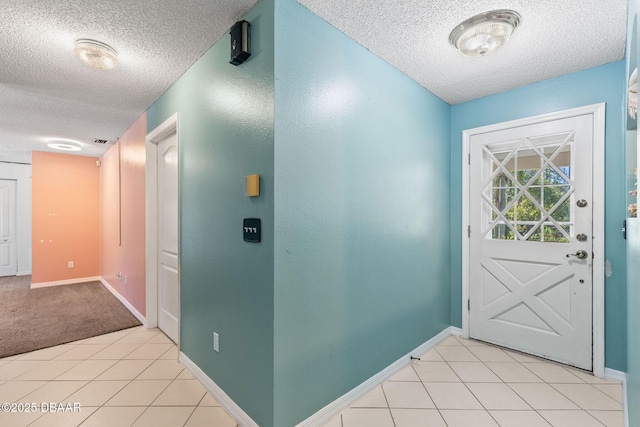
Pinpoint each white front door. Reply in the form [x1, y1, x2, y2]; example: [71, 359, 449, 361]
[469, 114, 594, 370]
[157, 133, 180, 344]
[0, 179, 17, 277]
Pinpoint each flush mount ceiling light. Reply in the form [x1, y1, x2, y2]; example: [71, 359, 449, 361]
[74, 39, 118, 70]
[449, 10, 521, 57]
[46, 138, 83, 151]
[48, 143, 81, 151]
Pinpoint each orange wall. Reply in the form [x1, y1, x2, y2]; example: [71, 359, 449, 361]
[101, 114, 146, 316]
[32, 151, 100, 283]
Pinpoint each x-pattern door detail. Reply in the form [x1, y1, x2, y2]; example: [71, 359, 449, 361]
[480, 132, 575, 243]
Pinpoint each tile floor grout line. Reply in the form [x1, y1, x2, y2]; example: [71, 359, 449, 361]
[536, 408, 608, 427]
[5, 379, 50, 403]
[547, 381, 623, 412]
[438, 343, 498, 425]
[52, 359, 117, 382]
[178, 405, 199, 427]
[377, 380, 396, 427]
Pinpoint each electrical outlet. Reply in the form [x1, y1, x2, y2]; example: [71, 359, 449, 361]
[213, 332, 219, 352]
[68, 261, 74, 268]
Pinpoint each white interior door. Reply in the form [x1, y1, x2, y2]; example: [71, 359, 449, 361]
[157, 133, 180, 344]
[469, 114, 594, 370]
[0, 179, 17, 277]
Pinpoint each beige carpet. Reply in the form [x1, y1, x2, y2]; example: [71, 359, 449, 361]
[0, 275, 142, 358]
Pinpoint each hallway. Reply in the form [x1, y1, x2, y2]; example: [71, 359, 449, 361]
[0, 326, 236, 426]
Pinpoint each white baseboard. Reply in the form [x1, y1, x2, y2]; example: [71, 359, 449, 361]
[179, 352, 258, 427]
[450, 327, 462, 337]
[30, 276, 102, 289]
[296, 326, 456, 427]
[604, 368, 626, 382]
[100, 278, 146, 327]
[604, 368, 628, 427]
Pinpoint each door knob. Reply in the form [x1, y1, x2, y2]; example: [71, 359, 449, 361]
[566, 250, 588, 259]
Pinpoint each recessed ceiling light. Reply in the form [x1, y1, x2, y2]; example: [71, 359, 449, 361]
[449, 10, 521, 57]
[75, 39, 118, 71]
[48, 143, 82, 151]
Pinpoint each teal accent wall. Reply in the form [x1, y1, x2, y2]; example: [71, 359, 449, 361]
[450, 61, 628, 371]
[628, 219, 640, 424]
[146, 1, 275, 425]
[626, 0, 639, 424]
[273, 0, 451, 425]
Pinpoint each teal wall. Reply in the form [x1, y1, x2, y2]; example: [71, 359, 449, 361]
[628, 219, 640, 425]
[146, 1, 275, 425]
[273, 0, 451, 425]
[626, 1, 639, 424]
[450, 61, 628, 371]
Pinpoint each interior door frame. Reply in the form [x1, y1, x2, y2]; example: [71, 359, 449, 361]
[0, 179, 18, 277]
[145, 113, 180, 339]
[461, 103, 606, 377]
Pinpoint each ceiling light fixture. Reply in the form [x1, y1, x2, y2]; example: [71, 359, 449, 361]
[48, 143, 82, 151]
[74, 39, 118, 70]
[449, 10, 521, 57]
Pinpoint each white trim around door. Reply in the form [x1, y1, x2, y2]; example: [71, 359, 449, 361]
[461, 103, 606, 377]
[145, 113, 180, 337]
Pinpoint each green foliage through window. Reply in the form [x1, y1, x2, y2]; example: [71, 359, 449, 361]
[491, 166, 571, 243]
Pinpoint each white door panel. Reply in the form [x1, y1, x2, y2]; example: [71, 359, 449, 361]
[0, 180, 17, 277]
[470, 114, 593, 370]
[157, 134, 179, 344]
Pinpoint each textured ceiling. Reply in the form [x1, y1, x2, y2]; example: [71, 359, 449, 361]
[0, 0, 629, 163]
[297, 0, 629, 105]
[0, 0, 257, 163]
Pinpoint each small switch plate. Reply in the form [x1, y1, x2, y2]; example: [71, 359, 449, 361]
[68, 261, 74, 268]
[243, 218, 261, 243]
[213, 332, 220, 352]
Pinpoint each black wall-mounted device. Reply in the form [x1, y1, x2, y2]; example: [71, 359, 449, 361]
[230, 20, 251, 66]
[243, 218, 261, 243]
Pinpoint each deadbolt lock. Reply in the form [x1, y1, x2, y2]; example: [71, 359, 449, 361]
[576, 199, 588, 208]
[576, 233, 588, 242]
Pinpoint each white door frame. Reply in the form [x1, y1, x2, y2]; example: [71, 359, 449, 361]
[0, 179, 17, 277]
[145, 113, 180, 334]
[461, 103, 606, 377]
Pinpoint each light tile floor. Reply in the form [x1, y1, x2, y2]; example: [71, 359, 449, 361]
[0, 326, 238, 427]
[0, 330, 625, 427]
[323, 336, 624, 427]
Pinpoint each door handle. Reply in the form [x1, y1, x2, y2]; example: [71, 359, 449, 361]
[566, 250, 588, 259]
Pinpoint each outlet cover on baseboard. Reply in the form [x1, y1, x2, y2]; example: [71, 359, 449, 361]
[213, 332, 219, 352]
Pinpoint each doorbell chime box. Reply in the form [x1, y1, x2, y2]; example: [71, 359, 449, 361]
[230, 20, 251, 65]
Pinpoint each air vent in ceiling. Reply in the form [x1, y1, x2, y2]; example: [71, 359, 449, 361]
[93, 138, 111, 144]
